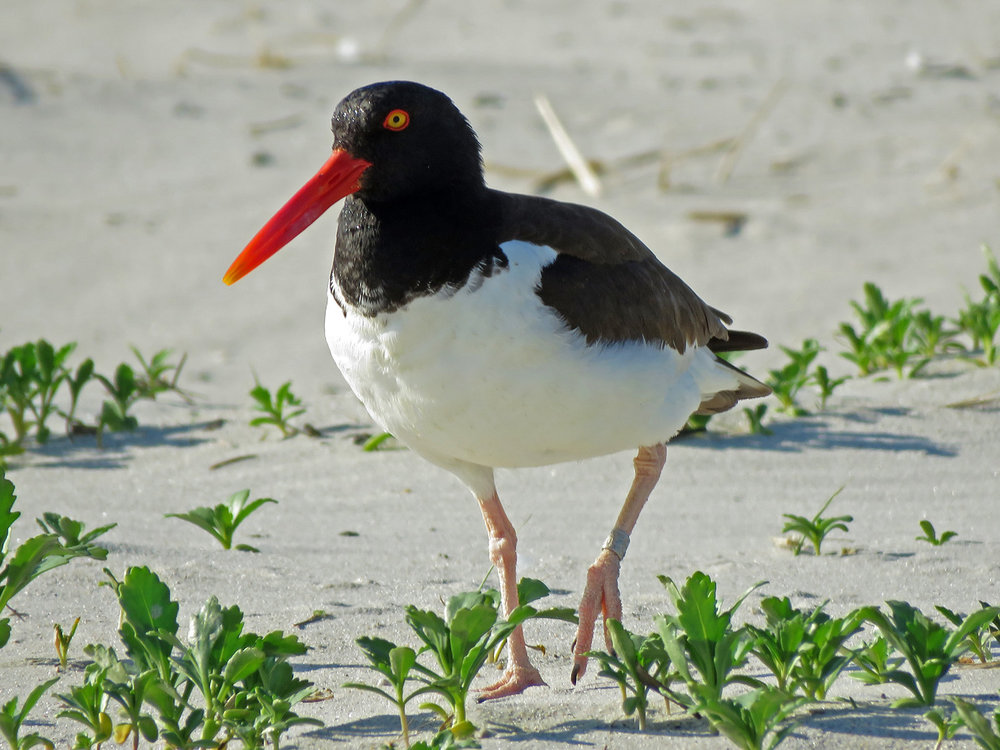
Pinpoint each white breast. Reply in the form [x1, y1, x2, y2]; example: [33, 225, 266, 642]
[326, 241, 738, 468]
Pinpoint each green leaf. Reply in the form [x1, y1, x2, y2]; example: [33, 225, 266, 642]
[405, 607, 450, 665]
[950, 697, 1000, 750]
[116, 566, 179, 640]
[223, 647, 266, 685]
[448, 605, 497, 667]
[257, 629, 308, 658]
[516, 577, 550, 607]
[165, 507, 227, 546]
[943, 606, 1000, 656]
[389, 646, 417, 683]
[355, 635, 396, 671]
[662, 572, 728, 643]
[0, 535, 66, 610]
[231, 494, 277, 528]
[0, 469, 20, 559]
[361, 432, 396, 451]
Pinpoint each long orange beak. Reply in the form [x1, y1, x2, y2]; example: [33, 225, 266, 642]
[224, 148, 372, 285]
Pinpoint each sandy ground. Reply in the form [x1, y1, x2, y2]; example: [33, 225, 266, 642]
[2, 1, 999, 747]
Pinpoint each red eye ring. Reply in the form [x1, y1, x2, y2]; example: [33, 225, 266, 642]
[383, 109, 410, 131]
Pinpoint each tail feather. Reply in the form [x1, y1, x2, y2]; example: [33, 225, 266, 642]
[695, 332, 771, 415]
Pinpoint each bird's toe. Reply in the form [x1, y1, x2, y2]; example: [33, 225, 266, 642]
[571, 549, 624, 684]
[477, 663, 546, 701]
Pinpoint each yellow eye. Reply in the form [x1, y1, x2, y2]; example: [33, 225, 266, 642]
[382, 109, 410, 131]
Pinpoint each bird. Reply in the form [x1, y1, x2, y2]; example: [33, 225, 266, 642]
[224, 80, 770, 699]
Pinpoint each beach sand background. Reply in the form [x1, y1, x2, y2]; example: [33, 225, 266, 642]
[1, 1, 999, 747]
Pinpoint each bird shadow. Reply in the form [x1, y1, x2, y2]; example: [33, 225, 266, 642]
[679, 409, 957, 457]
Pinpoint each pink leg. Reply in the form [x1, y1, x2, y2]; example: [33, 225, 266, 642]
[476, 489, 546, 700]
[571, 443, 667, 684]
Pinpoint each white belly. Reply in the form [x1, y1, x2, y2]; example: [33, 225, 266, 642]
[326, 242, 735, 468]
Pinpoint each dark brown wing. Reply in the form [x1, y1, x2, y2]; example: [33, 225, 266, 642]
[495, 191, 743, 353]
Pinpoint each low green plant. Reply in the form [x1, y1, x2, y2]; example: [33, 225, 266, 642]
[924, 706, 963, 750]
[955, 300, 1000, 366]
[62, 358, 96, 438]
[651, 573, 809, 749]
[129, 347, 189, 402]
[978, 245, 1000, 303]
[0, 427, 22, 465]
[159, 596, 319, 746]
[780, 487, 851, 556]
[655, 572, 765, 705]
[838, 282, 926, 378]
[811, 365, 849, 410]
[986, 604, 1000, 650]
[1, 470, 110, 650]
[95, 348, 191, 440]
[249, 379, 306, 438]
[343, 638, 435, 746]
[950, 696, 1000, 750]
[360, 431, 400, 451]
[165, 489, 277, 552]
[784, 609, 862, 701]
[95, 363, 140, 436]
[0, 677, 59, 750]
[746, 597, 862, 700]
[909, 310, 958, 368]
[587, 619, 675, 730]
[916, 519, 957, 546]
[54, 617, 81, 671]
[404, 579, 575, 731]
[347, 578, 574, 743]
[0, 340, 79, 444]
[743, 404, 772, 435]
[855, 600, 1000, 707]
[953, 245, 1000, 366]
[682, 412, 713, 434]
[745, 597, 809, 694]
[56, 664, 113, 749]
[36, 513, 117, 556]
[0, 340, 189, 458]
[767, 339, 822, 415]
[851, 633, 905, 684]
[82, 645, 159, 750]
[935, 603, 996, 663]
[693, 685, 805, 750]
[71, 565, 321, 749]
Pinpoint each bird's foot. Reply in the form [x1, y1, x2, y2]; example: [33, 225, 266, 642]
[477, 663, 546, 701]
[571, 548, 623, 684]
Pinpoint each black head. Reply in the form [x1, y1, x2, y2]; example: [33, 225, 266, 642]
[331, 81, 484, 203]
[224, 81, 486, 285]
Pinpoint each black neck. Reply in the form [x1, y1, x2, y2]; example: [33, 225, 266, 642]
[331, 191, 507, 316]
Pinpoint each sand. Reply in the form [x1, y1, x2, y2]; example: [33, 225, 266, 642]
[1, 0, 999, 747]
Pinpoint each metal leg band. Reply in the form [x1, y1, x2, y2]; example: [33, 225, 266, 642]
[602, 528, 630, 561]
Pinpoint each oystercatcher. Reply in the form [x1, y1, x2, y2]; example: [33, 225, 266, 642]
[224, 81, 770, 698]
